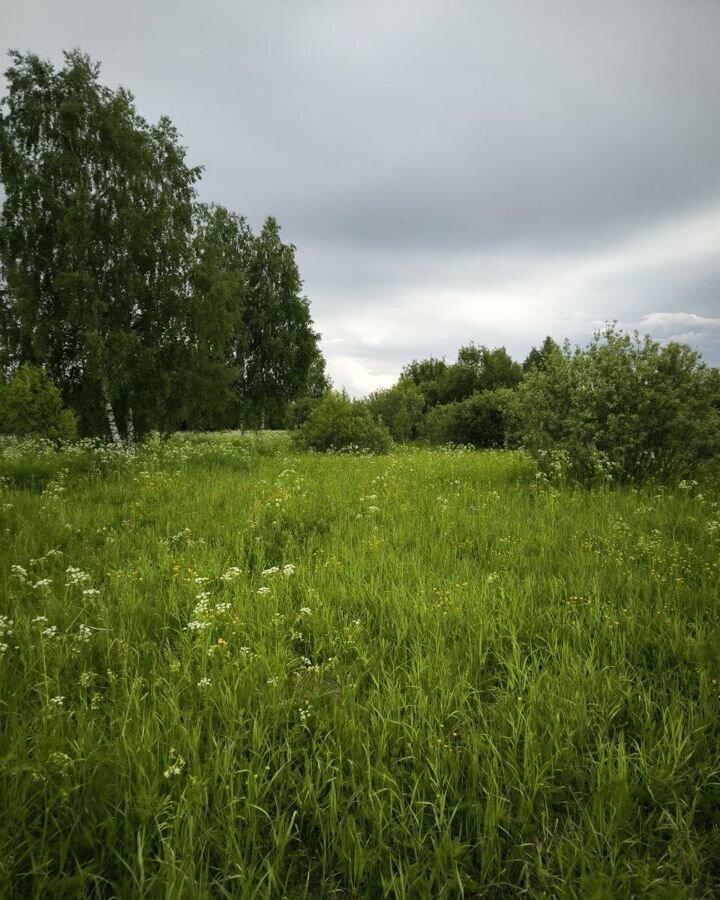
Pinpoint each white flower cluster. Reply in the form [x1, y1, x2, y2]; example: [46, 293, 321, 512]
[76, 624, 92, 643]
[49, 695, 65, 708]
[163, 748, 186, 779]
[197, 676, 212, 688]
[32, 578, 53, 590]
[10, 564, 28, 581]
[0, 615, 13, 653]
[65, 566, 91, 586]
[220, 567, 242, 581]
[261, 563, 296, 577]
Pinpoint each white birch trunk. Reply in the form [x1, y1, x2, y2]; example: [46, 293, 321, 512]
[126, 405, 135, 454]
[101, 380, 124, 451]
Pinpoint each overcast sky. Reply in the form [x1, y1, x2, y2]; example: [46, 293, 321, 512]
[2, 0, 719, 394]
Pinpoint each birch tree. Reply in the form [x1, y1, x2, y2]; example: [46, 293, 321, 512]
[0, 50, 199, 447]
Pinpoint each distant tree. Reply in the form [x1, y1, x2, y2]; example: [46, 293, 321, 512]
[367, 380, 425, 442]
[0, 364, 77, 440]
[522, 336, 560, 372]
[178, 203, 251, 430]
[285, 354, 332, 430]
[241, 217, 322, 428]
[513, 327, 720, 484]
[0, 50, 200, 448]
[400, 357, 449, 408]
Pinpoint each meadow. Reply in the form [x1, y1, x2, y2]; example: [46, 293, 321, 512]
[1, 433, 719, 898]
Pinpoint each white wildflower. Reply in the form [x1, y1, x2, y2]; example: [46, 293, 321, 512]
[163, 749, 186, 779]
[261, 566, 279, 576]
[41, 625, 58, 639]
[220, 566, 242, 581]
[10, 564, 28, 581]
[257, 586, 271, 595]
[76, 624, 92, 643]
[197, 676, 212, 688]
[65, 566, 91, 586]
[32, 578, 53, 589]
[282, 564, 296, 577]
[49, 695, 65, 708]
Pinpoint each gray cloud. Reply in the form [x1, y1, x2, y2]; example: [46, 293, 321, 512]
[2, 0, 719, 393]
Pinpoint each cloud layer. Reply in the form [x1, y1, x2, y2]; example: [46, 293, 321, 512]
[2, 0, 719, 393]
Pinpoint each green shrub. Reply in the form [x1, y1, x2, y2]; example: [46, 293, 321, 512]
[0, 365, 77, 441]
[421, 389, 512, 447]
[512, 327, 720, 484]
[292, 392, 392, 453]
[366, 381, 425, 442]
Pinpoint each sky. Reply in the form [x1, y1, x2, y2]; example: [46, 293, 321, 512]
[2, 0, 719, 395]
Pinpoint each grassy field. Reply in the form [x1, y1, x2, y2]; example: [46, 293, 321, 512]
[1, 433, 719, 898]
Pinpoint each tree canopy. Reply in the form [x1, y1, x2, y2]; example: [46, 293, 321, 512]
[0, 50, 327, 444]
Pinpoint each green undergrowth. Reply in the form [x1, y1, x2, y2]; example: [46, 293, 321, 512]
[1, 435, 719, 898]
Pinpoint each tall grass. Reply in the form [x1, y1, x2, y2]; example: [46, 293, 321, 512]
[1, 435, 719, 897]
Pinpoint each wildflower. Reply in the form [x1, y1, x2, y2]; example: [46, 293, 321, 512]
[299, 607, 312, 617]
[49, 696, 65, 708]
[76, 624, 92, 643]
[282, 564, 296, 576]
[163, 748, 186, 779]
[220, 567, 242, 581]
[197, 676, 212, 688]
[79, 671, 93, 688]
[185, 620, 211, 631]
[32, 616, 48, 624]
[257, 586, 271, 595]
[65, 566, 91, 586]
[41, 625, 58, 639]
[194, 576, 209, 585]
[261, 566, 279, 576]
[10, 564, 28, 580]
[82, 588, 101, 597]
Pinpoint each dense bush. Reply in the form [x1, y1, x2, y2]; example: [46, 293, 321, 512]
[512, 327, 720, 484]
[292, 392, 392, 453]
[0, 365, 77, 440]
[421, 389, 513, 448]
[366, 380, 425, 441]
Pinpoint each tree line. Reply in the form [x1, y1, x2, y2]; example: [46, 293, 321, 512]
[293, 330, 720, 485]
[0, 50, 328, 448]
